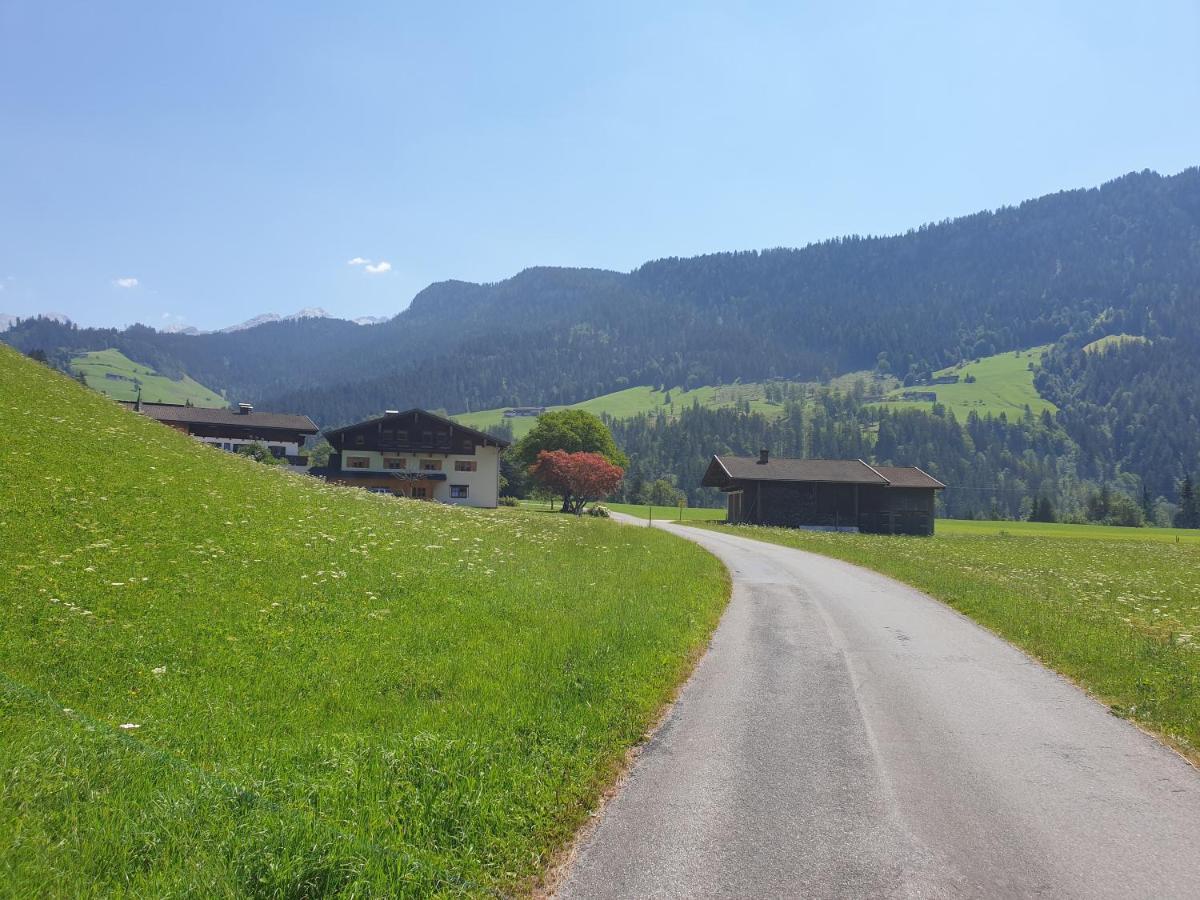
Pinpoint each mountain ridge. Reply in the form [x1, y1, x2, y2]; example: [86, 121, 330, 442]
[5, 166, 1200, 495]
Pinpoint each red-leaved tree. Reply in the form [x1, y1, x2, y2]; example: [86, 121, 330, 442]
[529, 450, 624, 514]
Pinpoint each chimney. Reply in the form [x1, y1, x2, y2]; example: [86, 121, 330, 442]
[758, 448, 770, 464]
[238, 402, 253, 415]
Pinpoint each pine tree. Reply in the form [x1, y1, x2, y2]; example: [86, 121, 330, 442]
[1176, 475, 1199, 529]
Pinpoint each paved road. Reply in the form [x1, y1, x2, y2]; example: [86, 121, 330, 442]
[558, 519, 1200, 899]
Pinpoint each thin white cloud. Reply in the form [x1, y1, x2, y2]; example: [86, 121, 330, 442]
[365, 261, 392, 274]
[346, 257, 370, 266]
[113, 277, 139, 288]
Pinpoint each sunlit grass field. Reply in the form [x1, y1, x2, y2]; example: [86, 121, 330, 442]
[880, 345, 1055, 419]
[939, 517, 1200, 544]
[70, 348, 227, 407]
[0, 347, 728, 897]
[697, 522, 1200, 760]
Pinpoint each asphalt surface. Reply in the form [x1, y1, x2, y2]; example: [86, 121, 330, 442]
[557, 518, 1200, 899]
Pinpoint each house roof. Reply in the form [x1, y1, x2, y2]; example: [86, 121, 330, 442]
[323, 408, 510, 447]
[702, 455, 945, 489]
[119, 401, 319, 433]
[872, 466, 946, 489]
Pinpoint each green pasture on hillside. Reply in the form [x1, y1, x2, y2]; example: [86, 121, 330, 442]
[698, 521, 1200, 762]
[70, 348, 226, 407]
[0, 347, 728, 897]
[1083, 333, 1150, 354]
[879, 346, 1055, 419]
[454, 381, 815, 439]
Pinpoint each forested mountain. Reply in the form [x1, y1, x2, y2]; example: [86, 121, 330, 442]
[7, 167, 1199, 421]
[6, 166, 1200, 513]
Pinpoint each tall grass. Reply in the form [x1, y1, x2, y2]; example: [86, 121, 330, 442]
[699, 523, 1200, 761]
[0, 346, 728, 897]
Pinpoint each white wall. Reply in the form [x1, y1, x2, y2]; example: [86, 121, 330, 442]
[339, 446, 501, 508]
[196, 435, 300, 455]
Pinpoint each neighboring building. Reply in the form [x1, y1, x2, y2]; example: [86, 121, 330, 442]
[701, 451, 946, 535]
[120, 399, 318, 465]
[310, 408, 509, 507]
[503, 406, 546, 418]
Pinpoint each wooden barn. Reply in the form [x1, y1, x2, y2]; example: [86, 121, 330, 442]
[701, 451, 946, 535]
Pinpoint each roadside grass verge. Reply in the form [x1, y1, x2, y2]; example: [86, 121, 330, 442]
[694, 522, 1200, 762]
[0, 346, 729, 897]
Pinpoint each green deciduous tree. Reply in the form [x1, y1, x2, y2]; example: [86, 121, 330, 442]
[513, 409, 628, 469]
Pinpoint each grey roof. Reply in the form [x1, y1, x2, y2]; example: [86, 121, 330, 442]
[706, 456, 890, 486]
[873, 466, 946, 489]
[703, 456, 946, 490]
[120, 401, 318, 433]
[323, 408, 510, 447]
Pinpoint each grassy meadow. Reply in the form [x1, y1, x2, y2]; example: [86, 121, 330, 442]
[880, 345, 1054, 419]
[71, 348, 227, 407]
[0, 346, 729, 897]
[938, 517, 1200, 544]
[698, 521, 1200, 761]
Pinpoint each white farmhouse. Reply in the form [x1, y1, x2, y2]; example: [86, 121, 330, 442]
[311, 408, 509, 508]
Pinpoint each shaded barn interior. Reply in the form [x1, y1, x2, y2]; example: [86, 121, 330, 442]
[702, 453, 945, 536]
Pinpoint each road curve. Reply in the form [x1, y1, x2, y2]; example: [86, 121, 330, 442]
[557, 519, 1200, 899]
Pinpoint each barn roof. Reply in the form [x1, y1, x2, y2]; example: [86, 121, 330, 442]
[872, 466, 946, 489]
[702, 455, 945, 490]
[119, 401, 318, 433]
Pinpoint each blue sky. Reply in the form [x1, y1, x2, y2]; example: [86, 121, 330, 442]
[2, 1, 1198, 330]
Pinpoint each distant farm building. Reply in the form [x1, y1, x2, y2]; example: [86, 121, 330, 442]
[503, 406, 546, 418]
[702, 452, 945, 535]
[121, 400, 318, 465]
[309, 408, 510, 507]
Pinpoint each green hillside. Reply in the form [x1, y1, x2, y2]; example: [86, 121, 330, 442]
[879, 346, 1055, 419]
[454, 379, 830, 439]
[1083, 333, 1150, 354]
[71, 348, 226, 407]
[0, 347, 727, 896]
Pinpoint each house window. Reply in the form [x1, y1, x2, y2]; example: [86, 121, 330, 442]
[354, 433, 365, 446]
[412, 486, 428, 499]
[450, 484, 469, 499]
[454, 460, 477, 472]
[422, 430, 433, 445]
[346, 456, 370, 469]
[384, 457, 407, 470]
[461, 439, 474, 452]
[420, 459, 442, 471]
